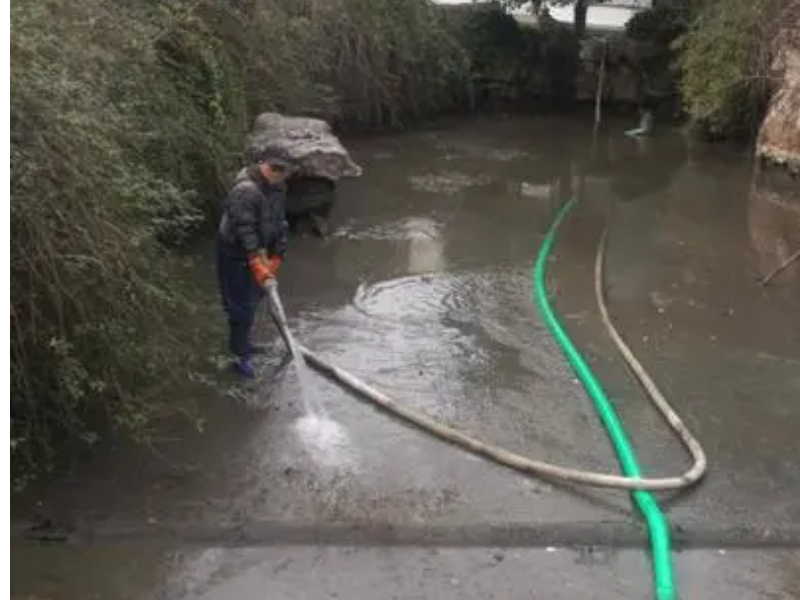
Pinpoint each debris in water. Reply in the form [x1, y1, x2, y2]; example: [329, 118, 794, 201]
[520, 181, 551, 199]
[488, 148, 530, 162]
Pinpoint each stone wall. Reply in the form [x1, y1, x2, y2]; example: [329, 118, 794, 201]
[756, 1, 800, 173]
[748, 166, 800, 282]
[576, 35, 675, 111]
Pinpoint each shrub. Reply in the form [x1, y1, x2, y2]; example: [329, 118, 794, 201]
[10, 0, 470, 487]
[676, 0, 779, 138]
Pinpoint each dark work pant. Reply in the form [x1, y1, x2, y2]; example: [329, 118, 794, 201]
[216, 241, 265, 358]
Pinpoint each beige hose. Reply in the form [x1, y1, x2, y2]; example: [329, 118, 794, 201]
[276, 231, 707, 490]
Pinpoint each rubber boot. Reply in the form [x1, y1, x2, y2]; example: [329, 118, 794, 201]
[232, 356, 256, 378]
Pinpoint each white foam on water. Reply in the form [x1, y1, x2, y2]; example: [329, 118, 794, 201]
[285, 345, 354, 467]
[293, 413, 354, 468]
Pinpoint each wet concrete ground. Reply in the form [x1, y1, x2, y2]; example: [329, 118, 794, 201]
[12, 115, 800, 598]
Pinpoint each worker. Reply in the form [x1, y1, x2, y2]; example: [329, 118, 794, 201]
[217, 145, 294, 377]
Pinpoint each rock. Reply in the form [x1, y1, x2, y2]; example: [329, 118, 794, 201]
[247, 112, 362, 181]
[285, 176, 335, 237]
[748, 165, 800, 282]
[244, 113, 361, 236]
[756, 1, 800, 173]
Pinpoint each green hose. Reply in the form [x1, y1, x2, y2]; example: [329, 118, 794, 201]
[532, 198, 675, 600]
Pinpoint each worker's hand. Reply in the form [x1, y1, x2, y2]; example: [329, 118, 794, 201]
[247, 251, 272, 286]
[266, 255, 283, 278]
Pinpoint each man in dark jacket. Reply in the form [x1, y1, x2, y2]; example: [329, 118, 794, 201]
[217, 145, 293, 377]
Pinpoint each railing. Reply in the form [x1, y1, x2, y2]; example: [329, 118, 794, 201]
[599, 0, 652, 8]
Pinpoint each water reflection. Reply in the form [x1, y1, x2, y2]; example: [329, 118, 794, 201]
[748, 165, 800, 282]
[605, 131, 688, 202]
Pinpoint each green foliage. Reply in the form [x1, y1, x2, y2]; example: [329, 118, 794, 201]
[537, 18, 580, 106]
[452, 3, 528, 79]
[444, 2, 579, 108]
[676, 0, 776, 138]
[11, 0, 207, 485]
[295, 0, 472, 127]
[622, 1, 693, 108]
[626, 1, 691, 45]
[10, 0, 470, 487]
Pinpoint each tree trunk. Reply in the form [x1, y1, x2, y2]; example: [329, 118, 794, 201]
[574, 0, 589, 39]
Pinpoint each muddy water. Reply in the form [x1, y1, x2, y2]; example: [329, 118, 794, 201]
[12, 114, 800, 599]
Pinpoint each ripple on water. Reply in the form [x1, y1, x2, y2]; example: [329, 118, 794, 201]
[332, 216, 442, 242]
[351, 270, 527, 329]
[408, 171, 493, 194]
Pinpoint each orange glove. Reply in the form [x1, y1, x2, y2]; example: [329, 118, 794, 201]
[247, 252, 272, 286]
[267, 255, 283, 277]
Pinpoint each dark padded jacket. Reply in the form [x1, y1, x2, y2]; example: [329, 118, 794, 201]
[218, 166, 289, 258]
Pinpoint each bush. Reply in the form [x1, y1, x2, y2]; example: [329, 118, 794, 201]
[443, 2, 579, 109]
[676, 0, 779, 138]
[622, 1, 692, 110]
[626, 1, 691, 46]
[11, 0, 208, 487]
[10, 0, 470, 488]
